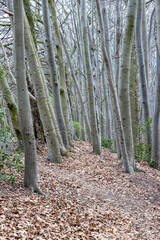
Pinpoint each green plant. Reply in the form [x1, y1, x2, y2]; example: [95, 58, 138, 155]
[0, 151, 23, 182]
[0, 107, 24, 182]
[72, 121, 85, 140]
[0, 108, 12, 146]
[134, 117, 153, 166]
[101, 138, 114, 150]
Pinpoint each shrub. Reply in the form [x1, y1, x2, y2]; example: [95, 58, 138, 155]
[101, 138, 114, 150]
[134, 117, 153, 167]
[0, 107, 24, 182]
[72, 121, 85, 140]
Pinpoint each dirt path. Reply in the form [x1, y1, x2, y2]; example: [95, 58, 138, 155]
[0, 141, 160, 239]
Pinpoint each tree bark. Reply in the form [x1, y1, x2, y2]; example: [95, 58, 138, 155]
[0, 63, 22, 147]
[24, 12, 62, 163]
[49, 0, 73, 147]
[136, 0, 151, 144]
[119, 0, 138, 170]
[152, 0, 160, 168]
[81, 0, 101, 155]
[14, 0, 42, 193]
[96, 0, 132, 173]
[41, 0, 70, 150]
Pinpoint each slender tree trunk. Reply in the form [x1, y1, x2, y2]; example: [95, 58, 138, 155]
[152, 0, 160, 168]
[136, 0, 151, 144]
[41, 0, 69, 150]
[130, 47, 138, 142]
[102, 64, 112, 140]
[49, 0, 73, 147]
[81, 0, 101, 155]
[96, 0, 132, 173]
[142, 0, 149, 86]
[14, 0, 42, 193]
[115, 0, 121, 89]
[23, 0, 37, 49]
[61, 36, 92, 141]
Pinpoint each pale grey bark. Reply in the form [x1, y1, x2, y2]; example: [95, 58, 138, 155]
[81, 0, 101, 155]
[142, 0, 149, 86]
[119, 0, 138, 170]
[41, 0, 69, 150]
[61, 36, 92, 141]
[152, 0, 160, 168]
[49, 0, 73, 147]
[101, 2, 120, 155]
[115, 0, 121, 89]
[102, 64, 112, 140]
[14, 0, 42, 193]
[136, 0, 151, 144]
[96, 0, 132, 173]
[0, 24, 36, 103]
[77, 1, 90, 124]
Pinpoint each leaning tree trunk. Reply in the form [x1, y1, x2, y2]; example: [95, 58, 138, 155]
[14, 0, 42, 193]
[152, 0, 160, 168]
[119, 0, 138, 170]
[0, 63, 22, 147]
[24, 12, 62, 163]
[23, 0, 37, 49]
[81, 0, 101, 155]
[41, 0, 69, 150]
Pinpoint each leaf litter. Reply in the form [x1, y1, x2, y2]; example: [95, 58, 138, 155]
[0, 141, 160, 239]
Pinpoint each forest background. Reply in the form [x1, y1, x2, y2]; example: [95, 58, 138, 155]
[0, 0, 160, 239]
[0, 0, 159, 192]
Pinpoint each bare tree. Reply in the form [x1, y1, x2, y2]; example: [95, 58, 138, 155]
[152, 0, 160, 168]
[14, 0, 42, 193]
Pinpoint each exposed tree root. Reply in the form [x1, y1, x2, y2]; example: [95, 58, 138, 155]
[29, 185, 46, 195]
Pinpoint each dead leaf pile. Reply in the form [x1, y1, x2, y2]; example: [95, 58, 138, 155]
[0, 141, 160, 239]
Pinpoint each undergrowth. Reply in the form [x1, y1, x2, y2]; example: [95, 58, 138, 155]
[101, 138, 114, 150]
[134, 118, 154, 167]
[0, 107, 23, 182]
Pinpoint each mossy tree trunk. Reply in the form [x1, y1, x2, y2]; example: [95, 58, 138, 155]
[0, 64, 22, 148]
[24, 12, 62, 163]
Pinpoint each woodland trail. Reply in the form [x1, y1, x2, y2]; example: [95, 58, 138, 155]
[0, 141, 160, 239]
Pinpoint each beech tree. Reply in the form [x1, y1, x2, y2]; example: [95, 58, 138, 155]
[152, 0, 160, 168]
[119, 0, 138, 170]
[0, 0, 159, 178]
[13, 0, 42, 193]
[136, 0, 151, 143]
[81, 0, 101, 155]
[41, 0, 70, 150]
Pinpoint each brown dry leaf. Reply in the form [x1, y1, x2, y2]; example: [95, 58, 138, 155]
[0, 141, 160, 239]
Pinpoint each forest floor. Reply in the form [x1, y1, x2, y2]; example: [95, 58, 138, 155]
[0, 141, 160, 240]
